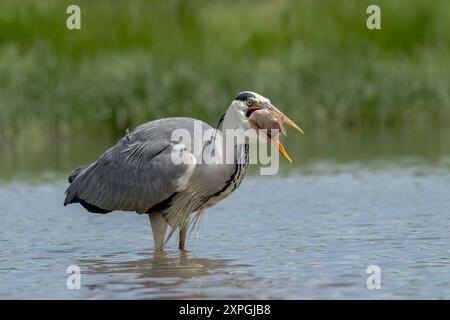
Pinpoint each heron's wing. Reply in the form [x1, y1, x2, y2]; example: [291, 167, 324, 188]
[64, 121, 197, 213]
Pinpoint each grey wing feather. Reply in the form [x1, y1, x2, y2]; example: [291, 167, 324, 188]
[64, 118, 199, 213]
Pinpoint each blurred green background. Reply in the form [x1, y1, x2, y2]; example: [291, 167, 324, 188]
[0, 0, 449, 175]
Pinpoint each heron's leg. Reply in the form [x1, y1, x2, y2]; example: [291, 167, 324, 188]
[149, 213, 168, 251]
[179, 225, 188, 251]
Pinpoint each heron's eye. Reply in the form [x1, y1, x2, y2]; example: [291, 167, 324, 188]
[246, 99, 253, 107]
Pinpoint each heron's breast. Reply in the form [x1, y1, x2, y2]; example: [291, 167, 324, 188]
[199, 162, 249, 210]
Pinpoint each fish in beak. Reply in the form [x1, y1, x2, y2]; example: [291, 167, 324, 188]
[247, 103, 303, 163]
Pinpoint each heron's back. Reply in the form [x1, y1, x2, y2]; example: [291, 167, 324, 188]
[64, 117, 215, 213]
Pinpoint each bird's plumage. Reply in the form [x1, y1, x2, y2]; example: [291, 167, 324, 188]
[65, 118, 196, 213]
[64, 91, 302, 250]
[64, 117, 243, 235]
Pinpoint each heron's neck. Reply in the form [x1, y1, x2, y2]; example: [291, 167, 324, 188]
[221, 106, 248, 132]
[219, 108, 249, 164]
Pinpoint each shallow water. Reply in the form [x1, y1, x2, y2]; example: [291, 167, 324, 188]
[1, 129, 450, 299]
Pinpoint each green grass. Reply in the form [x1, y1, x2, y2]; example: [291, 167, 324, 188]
[1, 0, 450, 143]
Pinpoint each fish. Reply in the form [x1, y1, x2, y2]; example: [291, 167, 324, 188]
[248, 108, 286, 138]
[248, 108, 293, 163]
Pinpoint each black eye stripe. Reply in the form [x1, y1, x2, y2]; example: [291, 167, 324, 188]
[235, 92, 256, 101]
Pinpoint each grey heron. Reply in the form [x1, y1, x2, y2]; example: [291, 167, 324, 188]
[64, 91, 303, 250]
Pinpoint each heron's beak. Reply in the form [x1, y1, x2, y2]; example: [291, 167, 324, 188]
[266, 104, 303, 163]
[272, 137, 293, 163]
[266, 104, 304, 134]
[247, 102, 303, 163]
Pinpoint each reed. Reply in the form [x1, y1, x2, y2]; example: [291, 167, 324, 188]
[1, 0, 449, 142]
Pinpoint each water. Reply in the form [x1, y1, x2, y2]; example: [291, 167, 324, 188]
[1, 128, 450, 299]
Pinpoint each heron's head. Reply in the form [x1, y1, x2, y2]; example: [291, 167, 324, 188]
[224, 91, 303, 163]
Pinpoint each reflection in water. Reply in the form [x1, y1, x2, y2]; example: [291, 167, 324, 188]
[79, 251, 254, 299]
